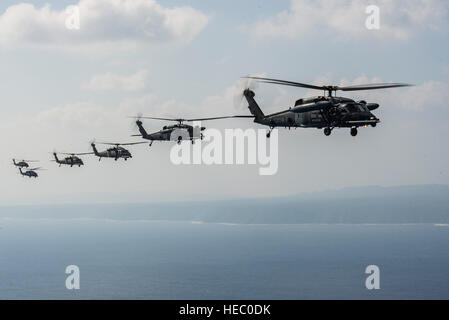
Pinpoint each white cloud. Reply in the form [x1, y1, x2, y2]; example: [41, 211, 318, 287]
[385, 81, 449, 110]
[84, 70, 149, 92]
[6, 79, 261, 145]
[246, 0, 448, 41]
[0, 0, 209, 49]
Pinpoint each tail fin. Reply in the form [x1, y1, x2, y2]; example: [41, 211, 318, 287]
[136, 120, 148, 138]
[91, 143, 99, 156]
[53, 153, 59, 163]
[243, 89, 265, 121]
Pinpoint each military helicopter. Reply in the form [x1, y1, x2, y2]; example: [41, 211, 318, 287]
[12, 159, 39, 168]
[131, 115, 252, 146]
[52, 152, 92, 167]
[90, 141, 146, 161]
[240, 76, 411, 137]
[18, 167, 43, 178]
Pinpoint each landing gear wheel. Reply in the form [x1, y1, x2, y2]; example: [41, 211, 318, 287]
[177, 137, 182, 145]
[371, 123, 377, 128]
[266, 127, 274, 139]
[350, 127, 358, 137]
[324, 127, 332, 136]
[191, 139, 195, 145]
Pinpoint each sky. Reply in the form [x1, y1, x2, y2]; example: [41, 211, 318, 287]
[0, 0, 448, 204]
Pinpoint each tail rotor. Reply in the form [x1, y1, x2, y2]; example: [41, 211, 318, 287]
[233, 76, 259, 110]
[129, 112, 143, 130]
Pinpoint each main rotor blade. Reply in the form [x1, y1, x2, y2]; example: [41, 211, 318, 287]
[97, 142, 119, 146]
[98, 142, 147, 146]
[119, 142, 148, 146]
[60, 152, 93, 156]
[338, 83, 412, 91]
[244, 76, 325, 91]
[133, 115, 254, 122]
[245, 77, 413, 92]
[130, 116, 181, 122]
[186, 115, 254, 121]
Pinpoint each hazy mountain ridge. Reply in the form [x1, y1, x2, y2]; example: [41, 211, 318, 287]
[1, 185, 449, 224]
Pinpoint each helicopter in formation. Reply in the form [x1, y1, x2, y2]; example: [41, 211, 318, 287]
[12, 159, 39, 168]
[240, 76, 411, 137]
[52, 152, 91, 167]
[12, 75, 412, 181]
[18, 167, 43, 178]
[132, 115, 251, 146]
[90, 142, 145, 161]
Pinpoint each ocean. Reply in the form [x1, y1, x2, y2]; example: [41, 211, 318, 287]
[0, 218, 448, 299]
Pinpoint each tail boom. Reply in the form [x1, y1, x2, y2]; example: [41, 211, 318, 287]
[243, 89, 265, 122]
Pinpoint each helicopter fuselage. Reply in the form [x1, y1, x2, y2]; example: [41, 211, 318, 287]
[19, 169, 38, 178]
[256, 96, 379, 129]
[54, 155, 84, 167]
[13, 161, 29, 168]
[91, 144, 132, 161]
[244, 89, 380, 137]
[136, 121, 204, 144]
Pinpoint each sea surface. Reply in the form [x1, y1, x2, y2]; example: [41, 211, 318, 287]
[0, 218, 448, 299]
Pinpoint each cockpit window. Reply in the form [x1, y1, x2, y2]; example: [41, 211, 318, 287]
[347, 104, 358, 112]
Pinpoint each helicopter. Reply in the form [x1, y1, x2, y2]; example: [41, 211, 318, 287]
[52, 152, 91, 167]
[18, 167, 43, 178]
[90, 142, 146, 161]
[240, 76, 411, 137]
[132, 116, 252, 146]
[12, 159, 39, 168]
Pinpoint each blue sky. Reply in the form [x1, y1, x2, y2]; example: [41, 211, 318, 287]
[0, 0, 448, 204]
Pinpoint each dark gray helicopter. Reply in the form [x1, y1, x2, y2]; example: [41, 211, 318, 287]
[13, 159, 39, 168]
[90, 142, 145, 161]
[242, 76, 411, 137]
[18, 167, 43, 178]
[52, 152, 91, 167]
[132, 116, 251, 146]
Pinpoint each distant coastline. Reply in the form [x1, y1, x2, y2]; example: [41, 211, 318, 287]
[1, 184, 449, 224]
